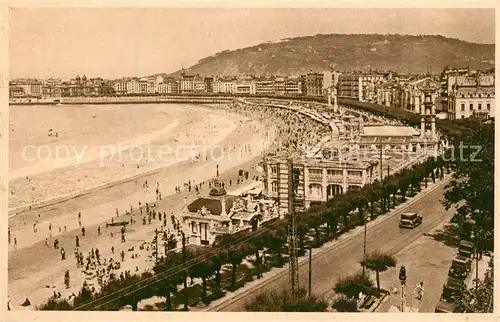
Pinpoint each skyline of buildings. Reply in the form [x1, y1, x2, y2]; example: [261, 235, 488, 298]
[9, 65, 495, 121]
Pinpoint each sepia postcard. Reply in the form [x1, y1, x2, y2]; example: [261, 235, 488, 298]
[1, 1, 498, 322]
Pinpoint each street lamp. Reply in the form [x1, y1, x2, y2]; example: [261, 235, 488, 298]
[398, 265, 407, 312]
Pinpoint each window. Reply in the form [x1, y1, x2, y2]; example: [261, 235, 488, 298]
[469, 103, 473, 110]
[309, 169, 322, 175]
[478, 104, 482, 110]
[191, 222, 197, 234]
[271, 181, 278, 193]
[461, 115, 465, 119]
[487, 103, 491, 110]
[461, 104, 465, 111]
[347, 170, 362, 177]
[327, 169, 343, 176]
[271, 166, 277, 174]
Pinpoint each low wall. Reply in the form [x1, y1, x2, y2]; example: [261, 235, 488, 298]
[9, 95, 235, 105]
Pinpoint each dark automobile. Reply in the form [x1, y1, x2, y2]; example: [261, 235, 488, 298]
[448, 255, 471, 279]
[441, 277, 465, 301]
[435, 300, 454, 313]
[399, 212, 423, 229]
[458, 240, 475, 258]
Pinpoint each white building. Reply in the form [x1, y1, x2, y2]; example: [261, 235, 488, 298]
[214, 78, 236, 94]
[447, 86, 495, 120]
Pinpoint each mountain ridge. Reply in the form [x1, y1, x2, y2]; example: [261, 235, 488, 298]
[155, 33, 494, 78]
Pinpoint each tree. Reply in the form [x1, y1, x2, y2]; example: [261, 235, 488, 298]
[334, 273, 374, 301]
[331, 296, 358, 312]
[396, 169, 411, 202]
[211, 253, 227, 294]
[307, 213, 324, 248]
[360, 251, 396, 292]
[189, 259, 214, 302]
[153, 252, 185, 311]
[227, 245, 247, 290]
[263, 226, 287, 267]
[245, 288, 327, 312]
[443, 122, 494, 251]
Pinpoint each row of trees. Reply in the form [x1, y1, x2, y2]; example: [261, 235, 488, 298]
[39, 97, 493, 312]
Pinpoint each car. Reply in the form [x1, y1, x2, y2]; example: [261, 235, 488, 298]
[458, 240, 475, 258]
[448, 255, 472, 279]
[399, 212, 423, 229]
[441, 277, 465, 302]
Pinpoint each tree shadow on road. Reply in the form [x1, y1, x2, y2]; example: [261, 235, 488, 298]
[425, 223, 460, 248]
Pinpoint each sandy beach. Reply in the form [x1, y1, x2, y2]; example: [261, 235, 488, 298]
[8, 102, 276, 309]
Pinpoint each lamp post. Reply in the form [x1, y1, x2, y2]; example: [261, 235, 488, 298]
[362, 210, 367, 276]
[177, 230, 188, 311]
[398, 265, 407, 312]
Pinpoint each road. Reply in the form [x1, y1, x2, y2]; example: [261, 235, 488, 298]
[208, 175, 455, 311]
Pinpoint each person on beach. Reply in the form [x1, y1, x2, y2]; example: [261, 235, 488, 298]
[97, 226, 101, 236]
[33, 222, 37, 233]
[61, 247, 66, 260]
[116, 208, 119, 218]
[111, 246, 114, 254]
[49, 223, 52, 237]
[13, 238, 17, 250]
[121, 250, 125, 262]
[64, 225, 67, 232]
[81, 226, 86, 236]
[8, 228, 11, 245]
[76, 236, 80, 248]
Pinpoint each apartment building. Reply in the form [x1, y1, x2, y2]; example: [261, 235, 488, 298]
[234, 79, 256, 95]
[338, 72, 389, 102]
[114, 79, 128, 95]
[204, 77, 215, 93]
[448, 87, 495, 120]
[338, 74, 362, 101]
[180, 73, 195, 93]
[214, 78, 236, 94]
[300, 73, 324, 97]
[10, 79, 43, 98]
[255, 77, 275, 95]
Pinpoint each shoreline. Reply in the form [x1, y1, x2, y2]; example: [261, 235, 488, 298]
[8, 104, 235, 215]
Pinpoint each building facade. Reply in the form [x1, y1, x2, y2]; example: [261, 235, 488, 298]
[264, 156, 372, 214]
[447, 87, 495, 120]
[300, 73, 324, 97]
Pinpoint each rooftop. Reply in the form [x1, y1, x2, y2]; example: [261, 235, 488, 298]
[187, 196, 239, 216]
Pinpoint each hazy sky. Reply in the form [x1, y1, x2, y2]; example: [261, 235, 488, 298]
[10, 7, 495, 79]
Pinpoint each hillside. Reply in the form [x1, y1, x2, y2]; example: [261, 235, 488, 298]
[168, 34, 494, 77]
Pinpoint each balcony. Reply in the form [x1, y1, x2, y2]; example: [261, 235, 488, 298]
[347, 176, 363, 184]
[308, 174, 323, 182]
[326, 175, 343, 184]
